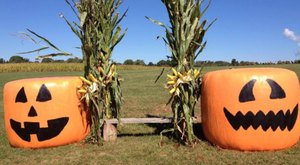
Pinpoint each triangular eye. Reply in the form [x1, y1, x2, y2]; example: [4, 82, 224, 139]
[15, 87, 27, 103]
[36, 84, 52, 102]
[266, 79, 286, 99]
[239, 79, 256, 103]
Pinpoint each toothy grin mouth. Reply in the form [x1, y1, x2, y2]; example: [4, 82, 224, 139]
[224, 104, 298, 131]
[10, 117, 69, 142]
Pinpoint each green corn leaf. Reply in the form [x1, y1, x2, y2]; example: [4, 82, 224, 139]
[173, 102, 179, 124]
[61, 15, 82, 40]
[36, 52, 72, 60]
[116, 9, 128, 26]
[111, 28, 127, 50]
[65, 0, 79, 20]
[112, 26, 121, 46]
[27, 29, 61, 52]
[80, 11, 87, 27]
[19, 32, 38, 44]
[206, 18, 217, 31]
[18, 47, 49, 54]
[145, 16, 168, 29]
[73, 21, 81, 29]
[194, 41, 207, 59]
[107, 0, 115, 14]
[111, 13, 119, 28]
[162, 37, 170, 46]
[200, 0, 212, 18]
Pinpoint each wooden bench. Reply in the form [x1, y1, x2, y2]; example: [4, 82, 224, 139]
[102, 117, 200, 141]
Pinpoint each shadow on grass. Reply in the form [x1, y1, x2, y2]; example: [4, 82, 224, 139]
[118, 114, 207, 142]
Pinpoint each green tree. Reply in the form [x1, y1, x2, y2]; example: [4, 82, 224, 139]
[41, 58, 54, 63]
[148, 62, 155, 66]
[53, 59, 65, 63]
[9, 56, 29, 63]
[0, 58, 5, 63]
[231, 58, 239, 66]
[157, 60, 168, 66]
[67, 57, 83, 63]
[215, 61, 230, 66]
[135, 59, 146, 65]
[124, 59, 134, 65]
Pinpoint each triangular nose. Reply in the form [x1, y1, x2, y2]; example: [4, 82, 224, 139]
[28, 106, 38, 117]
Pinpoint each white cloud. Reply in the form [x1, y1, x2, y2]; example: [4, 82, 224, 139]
[284, 28, 300, 41]
[284, 28, 300, 56]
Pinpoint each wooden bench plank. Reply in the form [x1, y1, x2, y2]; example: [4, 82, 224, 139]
[102, 117, 201, 141]
[103, 117, 200, 124]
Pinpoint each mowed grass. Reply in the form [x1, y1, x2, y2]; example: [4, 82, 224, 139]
[0, 64, 300, 164]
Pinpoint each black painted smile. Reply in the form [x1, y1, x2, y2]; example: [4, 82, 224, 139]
[10, 117, 69, 142]
[224, 104, 298, 131]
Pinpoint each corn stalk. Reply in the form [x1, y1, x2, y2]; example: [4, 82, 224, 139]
[148, 0, 215, 146]
[63, 0, 126, 143]
[16, 0, 125, 144]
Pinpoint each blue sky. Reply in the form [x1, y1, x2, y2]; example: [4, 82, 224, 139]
[1, 0, 300, 63]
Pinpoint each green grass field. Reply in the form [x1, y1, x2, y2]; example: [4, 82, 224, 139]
[1, 64, 300, 164]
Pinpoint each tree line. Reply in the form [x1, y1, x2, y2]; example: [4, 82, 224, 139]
[0, 56, 83, 63]
[124, 59, 300, 66]
[1, 56, 300, 66]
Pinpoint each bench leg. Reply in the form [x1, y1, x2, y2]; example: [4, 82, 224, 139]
[103, 123, 117, 142]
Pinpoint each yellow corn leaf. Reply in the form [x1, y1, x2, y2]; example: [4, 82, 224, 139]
[88, 73, 99, 83]
[177, 72, 184, 80]
[169, 87, 177, 94]
[187, 70, 192, 75]
[80, 76, 92, 85]
[110, 64, 115, 73]
[99, 67, 105, 75]
[167, 80, 176, 85]
[85, 94, 90, 106]
[171, 68, 177, 76]
[167, 74, 177, 80]
[78, 89, 87, 93]
[194, 69, 200, 78]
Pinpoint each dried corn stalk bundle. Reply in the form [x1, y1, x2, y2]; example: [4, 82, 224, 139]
[148, 0, 215, 146]
[64, 0, 127, 143]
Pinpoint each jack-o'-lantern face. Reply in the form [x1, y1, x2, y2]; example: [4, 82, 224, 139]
[11, 84, 69, 142]
[224, 79, 298, 132]
[201, 68, 300, 151]
[4, 77, 89, 148]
